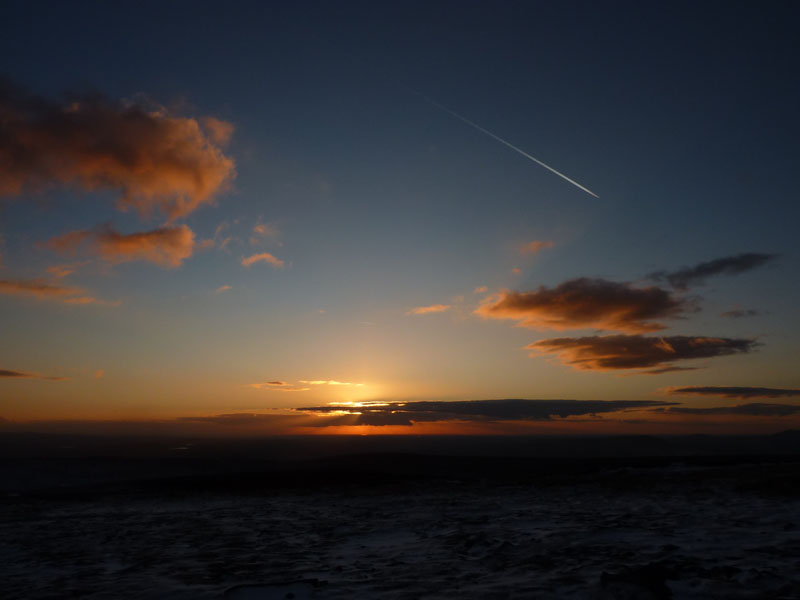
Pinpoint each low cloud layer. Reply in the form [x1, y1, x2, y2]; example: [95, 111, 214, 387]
[648, 253, 777, 290]
[0, 79, 235, 220]
[664, 386, 800, 399]
[407, 304, 452, 316]
[296, 399, 675, 426]
[475, 278, 688, 333]
[528, 334, 757, 372]
[658, 404, 800, 417]
[0, 368, 67, 381]
[48, 224, 195, 268]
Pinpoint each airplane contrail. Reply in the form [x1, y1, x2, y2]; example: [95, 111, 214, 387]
[407, 88, 599, 198]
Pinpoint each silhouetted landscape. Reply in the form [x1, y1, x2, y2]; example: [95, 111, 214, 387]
[3, 432, 800, 598]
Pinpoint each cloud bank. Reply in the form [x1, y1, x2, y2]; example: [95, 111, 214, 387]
[0, 79, 235, 220]
[296, 399, 675, 426]
[528, 334, 757, 373]
[475, 278, 688, 333]
[664, 386, 800, 399]
[658, 404, 800, 417]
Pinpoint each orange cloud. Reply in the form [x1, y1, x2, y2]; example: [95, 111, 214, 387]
[475, 278, 689, 333]
[215, 285, 232, 293]
[48, 224, 195, 268]
[0, 278, 119, 306]
[0, 80, 235, 221]
[520, 240, 554, 254]
[528, 334, 757, 372]
[45, 262, 85, 278]
[473, 286, 488, 294]
[250, 221, 281, 245]
[406, 304, 452, 316]
[241, 252, 284, 268]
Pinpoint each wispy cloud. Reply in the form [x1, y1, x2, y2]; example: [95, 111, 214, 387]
[241, 252, 284, 268]
[215, 285, 232, 293]
[519, 240, 554, 255]
[475, 278, 689, 333]
[47, 224, 195, 268]
[248, 381, 310, 392]
[299, 380, 364, 387]
[720, 308, 760, 319]
[663, 386, 800, 399]
[0, 278, 117, 305]
[647, 253, 777, 290]
[0, 368, 68, 381]
[528, 334, 757, 373]
[473, 286, 488, 294]
[45, 262, 86, 279]
[250, 221, 281, 246]
[0, 78, 235, 221]
[406, 304, 452, 316]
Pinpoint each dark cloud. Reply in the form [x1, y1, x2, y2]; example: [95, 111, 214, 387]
[475, 278, 689, 333]
[528, 334, 757, 372]
[0, 368, 67, 381]
[664, 386, 800, 399]
[720, 309, 760, 319]
[659, 404, 800, 417]
[296, 399, 676, 426]
[0, 78, 235, 220]
[47, 224, 195, 268]
[647, 253, 777, 291]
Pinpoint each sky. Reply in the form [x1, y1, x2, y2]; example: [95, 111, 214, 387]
[1, 0, 799, 435]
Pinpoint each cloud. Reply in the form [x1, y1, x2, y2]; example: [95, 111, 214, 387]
[94, 370, 104, 379]
[528, 334, 757, 372]
[0, 277, 117, 305]
[663, 386, 800, 399]
[0, 78, 235, 220]
[216, 285, 232, 293]
[241, 252, 284, 268]
[299, 380, 364, 386]
[45, 262, 86, 278]
[720, 309, 760, 319]
[475, 278, 689, 333]
[647, 253, 777, 290]
[0, 368, 67, 381]
[406, 304, 452, 316]
[658, 404, 800, 417]
[248, 381, 310, 392]
[520, 240, 554, 255]
[511, 267, 522, 275]
[250, 221, 280, 245]
[48, 224, 195, 268]
[473, 286, 488, 294]
[296, 399, 676, 427]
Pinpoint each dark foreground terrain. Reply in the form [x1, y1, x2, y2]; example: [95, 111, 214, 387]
[2, 433, 799, 599]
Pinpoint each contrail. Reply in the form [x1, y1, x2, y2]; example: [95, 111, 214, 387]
[407, 88, 599, 198]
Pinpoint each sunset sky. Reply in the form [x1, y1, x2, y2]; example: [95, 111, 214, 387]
[1, 1, 799, 434]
